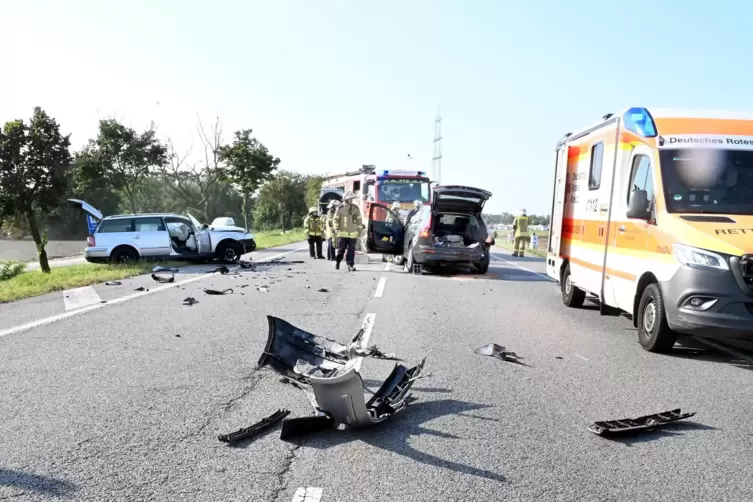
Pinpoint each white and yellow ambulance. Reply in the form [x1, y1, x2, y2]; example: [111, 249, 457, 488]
[547, 107, 753, 352]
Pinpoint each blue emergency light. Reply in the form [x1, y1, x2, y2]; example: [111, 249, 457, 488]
[623, 107, 657, 138]
[380, 170, 426, 177]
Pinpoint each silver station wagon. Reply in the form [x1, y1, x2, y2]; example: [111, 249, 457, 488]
[68, 199, 257, 264]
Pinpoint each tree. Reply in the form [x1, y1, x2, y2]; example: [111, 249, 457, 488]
[253, 171, 307, 231]
[0, 107, 72, 273]
[218, 129, 280, 230]
[304, 175, 326, 209]
[79, 118, 167, 213]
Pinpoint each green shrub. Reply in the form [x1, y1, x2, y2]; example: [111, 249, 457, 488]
[0, 261, 27, 281]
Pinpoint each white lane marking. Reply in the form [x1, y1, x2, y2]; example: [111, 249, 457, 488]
[0, 247, 306, 340]
[384, 263, 391, 271]
[574, 353, 589, 361]
[374, 277, 387, 298]
[354, 313, 376, 372]
[63, 286, 102, 311]
[292, 487, 323, 502]
[695, 337, 753, 366]
[491, 254, 553, 281]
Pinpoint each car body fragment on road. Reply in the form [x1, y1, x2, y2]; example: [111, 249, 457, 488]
[257, 316, 426, 434]
[218, 409, 291, 444]
[588, 409, 697, 437]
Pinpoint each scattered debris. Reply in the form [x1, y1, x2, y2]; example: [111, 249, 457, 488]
[240, 284, 249, 288]
[359, 345, 402, 361]
[257, 286, 269, 293]
[175, 334, 181, 338]
[134, 287, 148, 292]
[239, 261, 254, 269]
[555, 356, 564, 360]
[305, 285, 311, 289]
[153, 265, 179, 273]
[151, 273, 174, 283]
[100, 300, 107, 304]
[183, 297, 198, 306]
[104, 281, 122, 286]
[258, 316, 426, 433]
[204, 288, 233, 295]
[212, 266, 230, 274]
[218, 409, 291, 444]
[588, 409, 697, 437]
[475, 343, 524, 364]
[317, 288, 329, 293]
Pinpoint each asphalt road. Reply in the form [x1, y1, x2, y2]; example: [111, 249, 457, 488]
[2, 244, 753, 501]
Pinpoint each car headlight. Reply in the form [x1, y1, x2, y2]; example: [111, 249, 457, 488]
[673, 244, 728, 271]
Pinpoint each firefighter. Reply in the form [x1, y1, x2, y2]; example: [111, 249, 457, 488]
[406, 199, 423, 225]
[333, 191, 363, 271]
[303, 206, 325, 259]
[382, 201, 402, 263]
[325, 200, 340, 261]
[512, 208, 530, 257]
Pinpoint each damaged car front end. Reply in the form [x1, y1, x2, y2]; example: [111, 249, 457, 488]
[258, 316, 426, 434]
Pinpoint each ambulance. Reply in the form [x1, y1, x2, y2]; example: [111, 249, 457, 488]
[547, 107, 753, 353]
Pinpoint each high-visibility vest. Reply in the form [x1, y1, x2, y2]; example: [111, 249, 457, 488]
[513, 215, 529, 237]
[333, 204, 363, 238]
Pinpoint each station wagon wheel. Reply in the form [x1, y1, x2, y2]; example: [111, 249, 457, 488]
[216, 241, 242, 264]
[111, 247, 138, 265]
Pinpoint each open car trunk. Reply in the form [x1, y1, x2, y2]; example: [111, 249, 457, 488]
[431, 212, 486, 248]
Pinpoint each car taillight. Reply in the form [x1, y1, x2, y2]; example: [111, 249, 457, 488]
[418, 214, 432, 238]
[87, 235, 95, 247]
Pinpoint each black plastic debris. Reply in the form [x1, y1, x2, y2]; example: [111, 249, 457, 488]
[104, 281, 122, 286]
[153, 265, 179, 273]
[475, 343, 523, 364]
[204, 288, 233, 295]
[239, 261, 254, 269]
[218, 409, 291, 444]
[280, 415, 335, 440]
[183, 297, 198, 306]
[134, 287, 148, 292]
[588, 409, 696, 437]
[151, 273, 175, 283]
[175, 334, 181, 338]
[212, 266, 230, 274]
[318, 288, 329, 293]
[257, 286, 269, 293]
[361, 345, 402, 361]
[240, 284, 249, 288]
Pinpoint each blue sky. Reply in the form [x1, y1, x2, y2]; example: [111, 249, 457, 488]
[1, 0, 751, 214]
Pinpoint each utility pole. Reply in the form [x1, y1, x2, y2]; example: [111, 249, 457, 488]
[432, 106, 443, 184]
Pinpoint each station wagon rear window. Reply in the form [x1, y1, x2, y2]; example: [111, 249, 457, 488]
[97, 219, 134, 233]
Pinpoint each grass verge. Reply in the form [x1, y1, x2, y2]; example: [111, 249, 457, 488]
[0, 263, 154, 303]
[494, 239, 547, 258]
[253, 228, 307, 250]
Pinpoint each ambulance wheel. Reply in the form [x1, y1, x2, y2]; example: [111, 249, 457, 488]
[561, 264, 585, 308]
[637, 283, 678, 353]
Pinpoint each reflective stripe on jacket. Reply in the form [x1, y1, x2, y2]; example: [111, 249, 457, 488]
[304, 215, 323, 237]
[333, 203, 363, 238]
[325, 208, 337, 239]
[513, 215, 529, 237]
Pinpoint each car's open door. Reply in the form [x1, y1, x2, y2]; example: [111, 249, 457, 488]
[367, 204, 404, 254]
[67, 199, 103, 234]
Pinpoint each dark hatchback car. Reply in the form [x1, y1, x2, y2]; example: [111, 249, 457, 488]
[366, 185, 494, 274]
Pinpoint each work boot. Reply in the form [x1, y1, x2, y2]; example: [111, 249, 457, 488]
[347, 265, 355, 272]
[520, 253, 525, 258]
[512, 251, 518, 257]
[335, 261, 341, 270]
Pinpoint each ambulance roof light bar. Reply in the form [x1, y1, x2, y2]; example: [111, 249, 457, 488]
[623, 107, 658, 138]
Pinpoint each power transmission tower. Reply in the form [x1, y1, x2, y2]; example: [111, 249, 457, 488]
[432, 106, 443, 184]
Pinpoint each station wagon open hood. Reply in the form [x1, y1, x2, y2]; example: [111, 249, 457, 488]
[432, 186, 492, 214]
[67, 199, 103, 221]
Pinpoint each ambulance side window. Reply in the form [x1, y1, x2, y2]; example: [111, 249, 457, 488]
[589, 142, 604, 190]
[628, 155, 655, 204]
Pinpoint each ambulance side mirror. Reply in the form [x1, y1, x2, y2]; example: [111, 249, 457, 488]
[626, 190, 650, 220]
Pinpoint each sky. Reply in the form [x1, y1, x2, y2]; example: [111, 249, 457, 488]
[2, 0, 752, 215]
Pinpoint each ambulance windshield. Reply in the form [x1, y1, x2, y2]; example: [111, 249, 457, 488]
[377, 179, 431, 203]
[660, 148, 753, 215]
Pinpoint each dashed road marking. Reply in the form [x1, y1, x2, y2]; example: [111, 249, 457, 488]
[574, 353, 589, 361]
[63, 286, 103, 311]
[0, 247, 306, 340]
[292, 487, 323, 502]
[354, 313, 376, 372]
[374, 277, 387, 298]
[384, 263, 391, 271]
